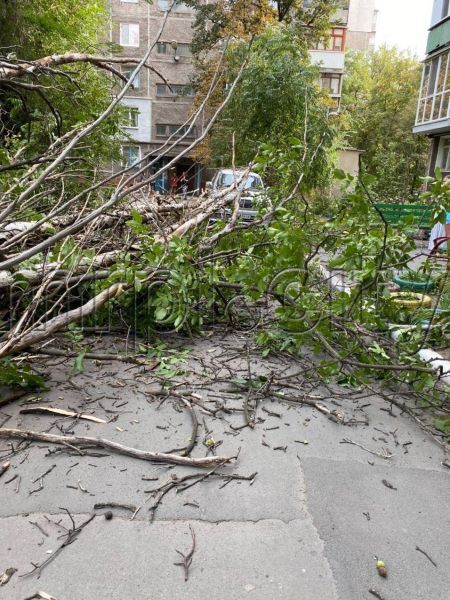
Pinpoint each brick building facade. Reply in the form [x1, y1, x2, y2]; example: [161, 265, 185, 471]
[110, 1, 376, 192]
[110, 0, 201, 192]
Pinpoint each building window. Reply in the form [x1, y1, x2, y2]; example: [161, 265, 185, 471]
[158, 0, 191, 12]
[155, 124, 197, 138]
[119, 23, 140, 47]
[156, 83, 195, 97]
[439, 138, 450, 171]
[122, 67, 140, 90]
[320, 73, 342, 95]
[156, 42, 192, 57]
[122, 145, 140, 167]
[313, 28, 346, 52]
[416, 50, 450, 125]
[123, 107, 139, 128]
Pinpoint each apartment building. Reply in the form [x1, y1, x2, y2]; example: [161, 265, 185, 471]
[110, 1, 375, 191]
[413, 0, 450, 178]
[110, 0, 201, 192]
[347, 0, 378, 52]
[309, 3, 349, 111]
[309, 1, 374, 179]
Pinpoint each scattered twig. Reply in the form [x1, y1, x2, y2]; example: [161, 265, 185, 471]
[94, 502, 137, 512]
[244, 347, 255, 429]
[4, 473, 18, 485]
[165, 397, 198, 456]
[32, 464, 56, 483]
[20, 406, 107, 424]
[261, 406, 281, 418]
[368, 590, 385, 600]
[273, 445, 287, 452]
[340, 438, 393, 459]
[77, 479, 89, 494]
[29, 521, 49, 538]
[381, 479, 397, 491]
[0, 461, 11, 478]
[174, 525, 196, 582]
[29, 478, 44, 495]
[24, 592, 58, 600]
[0, 567, 17, 586]
[21, 509, 95, 577]
[147, 466, 256, 521]
[415, 545, 437, 567]
[0, 429, 235, 468]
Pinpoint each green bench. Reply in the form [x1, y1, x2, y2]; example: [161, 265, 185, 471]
[374, 203, 433, 229]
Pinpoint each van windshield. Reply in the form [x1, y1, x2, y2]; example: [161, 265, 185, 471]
[218, 173, 262, 190]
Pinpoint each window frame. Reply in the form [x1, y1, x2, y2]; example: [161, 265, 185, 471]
[156, 83, 195, 98]
[439, 137, 450, 171]
[416, 49, 450, 126]
[122, 67, 140, 90]
[320, 73, 342, 95]
[119, 23, 140, 48]
[122, 145, 141, 167]
[124, 107, 140, 129]
[313, 27, 346, 52]
[155, 124, 197, 138]
[156, 41, 192, 57]
[158, 0, 191, 12]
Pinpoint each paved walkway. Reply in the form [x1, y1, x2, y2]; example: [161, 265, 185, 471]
[0, 333, 448, 599]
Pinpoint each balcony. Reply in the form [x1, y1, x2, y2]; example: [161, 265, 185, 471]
[413, 48, 450, 134]
[309, 50, 345, 71]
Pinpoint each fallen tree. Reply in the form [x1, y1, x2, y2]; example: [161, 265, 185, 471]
[0, 1, 448, 445]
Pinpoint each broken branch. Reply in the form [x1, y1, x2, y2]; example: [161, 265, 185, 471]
[0, 429, 235, 468]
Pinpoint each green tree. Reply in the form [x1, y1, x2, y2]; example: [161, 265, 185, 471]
[186, 0, 343, 56]
[341, 47, 430, 201]
[0, 0, 109, 57]
[195, 26, 337, 190]
[0, 0, 122, 176]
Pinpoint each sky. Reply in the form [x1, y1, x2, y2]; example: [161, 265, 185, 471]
[375, 0, 433, 58]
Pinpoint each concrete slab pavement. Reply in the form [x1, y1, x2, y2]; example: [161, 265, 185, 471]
[0, 516, 340, 600]
[0, 333, 448, 599]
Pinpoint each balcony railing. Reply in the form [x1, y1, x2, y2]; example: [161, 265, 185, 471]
[416, 48, 450, 126]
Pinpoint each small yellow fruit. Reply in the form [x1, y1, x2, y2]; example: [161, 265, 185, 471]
[376, 560, 387, 578]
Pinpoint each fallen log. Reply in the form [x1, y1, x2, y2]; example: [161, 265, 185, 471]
[0, 429, 236, 468]
[0, 251, 119, 290]
[0, 282, 125, 357]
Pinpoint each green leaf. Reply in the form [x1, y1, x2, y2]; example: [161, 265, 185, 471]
[155, 307, 168, 321]
[334, 168, 346, 180]
[433, 418, 450, 434]
[73, 349, 87, 373]
[131, 209, 143, 224]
